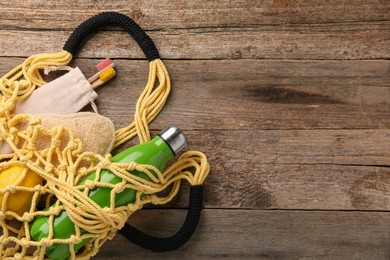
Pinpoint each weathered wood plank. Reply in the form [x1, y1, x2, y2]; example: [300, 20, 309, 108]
[0, 1, 388, 30]
[172, 130, 390, 210]
[0, 23, 388, 59]
[96, 59, 390, 130]
[95, 209, 390, 259]
[182, 129, 390, 167]
[1, 58, 389, 131]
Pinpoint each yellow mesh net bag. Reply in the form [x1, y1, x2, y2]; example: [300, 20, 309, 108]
[0, 12, 209, 259]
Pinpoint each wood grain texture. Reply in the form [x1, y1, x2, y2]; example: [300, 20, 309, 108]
[91, 59, 390, 130]
[0, 0, 388, 60]
[1, 58, 389, 131]
[164, 130, 390, 210]
[0, 1, 389, 30]
[95, 209, 390, 259]
[0, 24, 388, 59]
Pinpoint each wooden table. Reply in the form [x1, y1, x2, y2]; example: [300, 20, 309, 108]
[0, 1, 389, 259]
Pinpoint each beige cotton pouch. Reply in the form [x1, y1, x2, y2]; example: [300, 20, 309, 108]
[0, 68, 115, 155]
[14, 67, 98, 115]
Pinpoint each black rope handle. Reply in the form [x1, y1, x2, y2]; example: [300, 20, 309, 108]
[119, 185, 204, 252]
[63, 12, 160, 61]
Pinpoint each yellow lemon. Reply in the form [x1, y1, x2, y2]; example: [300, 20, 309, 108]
[0, 165, 43, 217]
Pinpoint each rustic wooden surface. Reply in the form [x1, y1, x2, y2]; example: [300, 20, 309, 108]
[1, 0, 390, 259]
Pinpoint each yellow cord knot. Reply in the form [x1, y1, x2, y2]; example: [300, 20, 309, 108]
[5, 185, 17, 194]
[104, 153, 113, 161]
[57, 163, 67, 171]
[126, 203, 140, 213]
[84, 180, 96, 190]
[6, 135, 14, 143]
[26, 142, 36, 151]
[19, 80, 30, 89]
[18, 157, 28, 165]
[44, 163, 54, 173]
[69, 235, 82, 245]
[21, 213, 34, 222]
[98, 159, 112, 169]
[114, 183, 126, 193]
[126, 162, 138, 171]
[149, 196, 162, 205]
[67, 140, 78, 150]
[20, 238, 30, 248]
[66, 165, 76, 174]
[36, 185, 47, 194]
[48, 206, 61, 216]
[9, 127, 18, 134]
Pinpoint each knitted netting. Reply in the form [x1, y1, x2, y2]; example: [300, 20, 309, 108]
[0, 50, 210, 259]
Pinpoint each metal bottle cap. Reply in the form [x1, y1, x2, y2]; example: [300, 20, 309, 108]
[158, 125, 188, 155]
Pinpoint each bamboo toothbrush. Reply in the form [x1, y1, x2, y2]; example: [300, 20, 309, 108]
[91, 67, 116, 89]
[88, 58, 116, 89]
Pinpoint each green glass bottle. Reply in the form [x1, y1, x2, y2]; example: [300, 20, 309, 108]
[30, 125, 187, 260]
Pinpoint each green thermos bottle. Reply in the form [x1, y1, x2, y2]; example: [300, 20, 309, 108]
[30, 125, 187, 260]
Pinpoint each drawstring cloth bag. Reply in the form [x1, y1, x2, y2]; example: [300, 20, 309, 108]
[14, 67, 98, 116]
[0, 12, 210, 259]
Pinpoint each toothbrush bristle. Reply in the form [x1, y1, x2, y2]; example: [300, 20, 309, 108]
[96, 58, 113, 71]
[99, 67, 116, 82]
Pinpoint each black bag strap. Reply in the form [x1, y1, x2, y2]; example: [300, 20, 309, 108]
[119, 185, 204, 252]
[64, 12, 204, 252]
[63, 12, 160, 61]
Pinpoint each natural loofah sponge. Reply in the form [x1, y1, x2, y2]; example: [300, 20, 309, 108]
[40, 112, 115, 155]
[0, 112, 115, 155]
